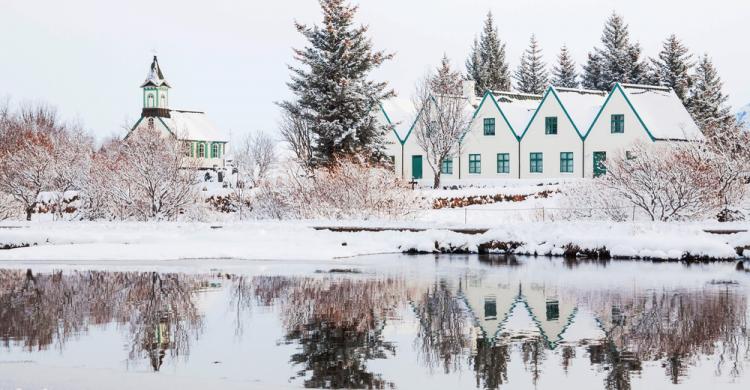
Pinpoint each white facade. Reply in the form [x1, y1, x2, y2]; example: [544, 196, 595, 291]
[381, 82, 701, 182]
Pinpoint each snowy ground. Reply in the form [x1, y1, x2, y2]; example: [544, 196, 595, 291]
[0, 219, 747, 262]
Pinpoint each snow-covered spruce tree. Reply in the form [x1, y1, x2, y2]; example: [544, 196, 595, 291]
[514, 35, 549, 94]
[551, 45, 579, 88]
[431, 54, 463, 95]
[413, 58, 472, 188]
[686, 55, 735, 133]
[466, 11, 511, 95]
[581, 53, 605, 90]
[652, 34, 694, 102]
[279, 0, 394, 166]
[583, 13, 647, 89]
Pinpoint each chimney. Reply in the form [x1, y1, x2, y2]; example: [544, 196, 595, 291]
[462, 79, 477, 104]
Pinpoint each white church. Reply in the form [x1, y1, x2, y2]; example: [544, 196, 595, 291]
[379, 80, 702, 182]
[128, 56, 229, 169]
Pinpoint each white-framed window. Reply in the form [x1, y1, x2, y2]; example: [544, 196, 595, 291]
[198, 143, 206, 158]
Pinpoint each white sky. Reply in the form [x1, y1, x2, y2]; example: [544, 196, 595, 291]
[0, 0, 747, 142]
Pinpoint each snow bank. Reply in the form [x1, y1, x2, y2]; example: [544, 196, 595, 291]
[0, 220, 745, 262]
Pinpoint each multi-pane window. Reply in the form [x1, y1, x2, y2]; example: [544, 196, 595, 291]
[530, 152, 543, 173]
[483, 118, 496, 136]
[198, 143, 206, 158]
[545, 117, 558, 135]
[469, 154, 481, 174]
[441, 158, 453, 175]
[560, 152, 574, 173]
[497, 153, 510, 174]
[211, 143, 219, 158]
[611, 114, 625, 133]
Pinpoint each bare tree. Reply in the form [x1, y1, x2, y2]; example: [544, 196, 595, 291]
[232, 131, 277, 219]
[412, 63, 472, 188]
[0, 103, 62, 220]
[98, 127, 200, 221]
[279, 105, 315, 173]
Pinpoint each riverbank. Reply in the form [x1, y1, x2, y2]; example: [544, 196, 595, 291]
[1, 220, 748, 262]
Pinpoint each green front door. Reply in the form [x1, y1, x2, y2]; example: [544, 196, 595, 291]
[411, 155, 423, 180]
[593, 152, 607, 177]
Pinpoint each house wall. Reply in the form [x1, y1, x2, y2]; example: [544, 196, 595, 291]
[460, 96, 519, 180]
[582, 90, 653, 178]
[131, 117, 226, 169]
[519, 94, 584, 179]
[401, 132, 440, 183]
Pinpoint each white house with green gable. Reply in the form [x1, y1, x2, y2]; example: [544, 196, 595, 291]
[128, 56, 229, 170]
[380, 81, 701, 182]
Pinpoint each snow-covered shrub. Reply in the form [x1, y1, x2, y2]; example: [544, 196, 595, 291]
[594, 141, 745, 221]
[254, 156, 422, 220]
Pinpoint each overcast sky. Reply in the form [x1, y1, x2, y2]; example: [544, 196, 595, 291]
[1, 0, 747, 142]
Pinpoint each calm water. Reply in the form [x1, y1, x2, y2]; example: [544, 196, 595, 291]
[0, 255, 749, 390]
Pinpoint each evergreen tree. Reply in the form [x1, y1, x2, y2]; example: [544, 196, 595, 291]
[514, 34, 549, 94]
[279, 0, 394, 166]
[651, 34, 694, 101]
[581, 53, 605, 90]
[465, 38, 482, 91]
[583, 13, 647, 89]
[686, 55, 734, 132]
[431, 54, 463, 95]
[551, 45, 579, 88]
[465, 12, 511, 95]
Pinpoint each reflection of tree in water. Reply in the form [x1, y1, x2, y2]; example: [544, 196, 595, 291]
[251, 276, 410, 389]
[585, 287, 748, 389]
[0, 269, 203, 371]
[412, 280, 472, 374]
[472, 338, 510, 389]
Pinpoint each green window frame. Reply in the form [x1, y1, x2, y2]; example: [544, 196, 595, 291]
[611, 114, 625, 133]
[483, 118, 496, 136]
[469, 154, 481, 174]
[530, 152, 543, 173]
[441, 158, 453, 175]
[496, 153, 510, 174]
[560, 152, 574, 173]
[545, 117, 558, 135]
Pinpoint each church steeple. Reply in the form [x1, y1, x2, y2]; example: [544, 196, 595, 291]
[141, 56, 171, 116]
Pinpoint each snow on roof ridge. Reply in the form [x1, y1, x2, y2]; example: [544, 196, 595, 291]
[619, 83, 671, 92]
[554, 86, 607, 96]
[491, 90, 543, 98]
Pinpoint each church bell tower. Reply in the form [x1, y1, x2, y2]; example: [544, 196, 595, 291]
[140, 56, 171, 117]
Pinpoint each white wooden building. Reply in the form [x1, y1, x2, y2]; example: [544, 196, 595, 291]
[127, 56, 229, 170]
[381, 81, 702, 182]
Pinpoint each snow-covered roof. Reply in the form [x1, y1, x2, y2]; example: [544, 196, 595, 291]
[553, 87, 607, 134]
[140, 56, 171, 88]
[162, 110, 228, 142]
[620, 84, 703, 141]
[380, 97, 417, 140]
[492, 91, 542, 136]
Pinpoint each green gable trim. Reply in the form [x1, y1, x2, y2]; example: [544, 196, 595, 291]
[519, 86, 586, 141]
[460, 90, 521, 143]
[378, 103, 408, 145]
[583, 83, 656, 142]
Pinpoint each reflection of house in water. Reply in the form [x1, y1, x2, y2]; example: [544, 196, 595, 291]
[458, 276, 578, 349]
[145, 312, 172, 371]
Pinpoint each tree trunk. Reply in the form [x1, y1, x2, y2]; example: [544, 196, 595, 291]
[433, 172, 441, 189]
[25, 206, 33, 221]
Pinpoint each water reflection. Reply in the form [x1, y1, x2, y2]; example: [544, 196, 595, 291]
[0, 269, 203, 371]
[0, 260, 748, 389]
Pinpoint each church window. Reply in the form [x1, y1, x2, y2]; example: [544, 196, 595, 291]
[147, 94, 154, 108]
[211, 143, 219, 158]
[147, 118, 154, 129]
[198, 143, 206, 158]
